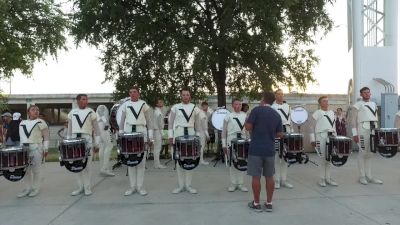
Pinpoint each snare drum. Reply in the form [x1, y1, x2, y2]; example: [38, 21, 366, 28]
[118, 132, 145, 154]
[327, 136, 352, 167]
[282, 133, 304, 153]
[174, 135, 200, 170]
[0, 146, 29, 182]
[374, 128, 399, 146]
[373, 128, 399, 158]
[230, 138, 249, 171]
[58, 138, 89, 173]
[117, 132, 145, 167]
[59, 138, 87, 161]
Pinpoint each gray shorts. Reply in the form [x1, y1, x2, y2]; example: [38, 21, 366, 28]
[247, 155, 275, 177]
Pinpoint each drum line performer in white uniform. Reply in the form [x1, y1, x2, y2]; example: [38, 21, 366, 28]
[271, 89, 293, 189]
[153, 99, 167, 169]
[16, 105, 49, 198]
[119, 86, 154, 196]
[168, 87, 202, 194]
[96, 105, 115, 176]
[351, 87, 383, 185]
[310, 96, 338, 187]
[221, 98, 248, 192]
[67, 94, 101, 196]
[199, 105, 210, 165]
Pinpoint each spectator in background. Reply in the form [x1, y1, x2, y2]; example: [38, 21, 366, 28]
[1, 112, 12, 145]
[57, 120, 68, 139]
[241, 103, 249, 114]
[5, 112, 22, 146]
[335, 108, 346, 136]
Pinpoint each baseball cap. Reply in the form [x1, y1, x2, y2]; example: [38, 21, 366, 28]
[1, 112, 12, 117]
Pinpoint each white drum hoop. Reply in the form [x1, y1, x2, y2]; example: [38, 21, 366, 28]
[290, 106, 308, 125]
[211, 108, 230, 131]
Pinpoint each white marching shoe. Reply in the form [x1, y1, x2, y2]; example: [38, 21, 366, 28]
[367, 176, 383, 184]
[137, 187, 148, 196]
[200, 160, 209, 165]
[281, 181, 294, 189]
[318, 178, 327, 187]
[237, 185, 248, 192]
[172, 187, 184, 194]
[154, 164, 167, 169]
[28, 189, 40, 197]
[326, 179, 338, 186]
[228, 185, 237, 192]
[185, 186, 198, 194]
[124, 187, 136, 196]
[359, 176, 368, 185]
[16, 188, 31, 198]
[71, 188, 84, 196]
[100, 169, 115, 177]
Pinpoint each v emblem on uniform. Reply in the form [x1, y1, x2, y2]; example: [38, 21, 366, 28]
[277, 108, 290, 121]
[233, 117, 244, 130]
[73, 112, 92, 128]
[128, 103, 145, 120]
[21, 122, 41, 138]
[364, 105, 377, 117]
[179, 106, 195, 122]
[323, 115, 335, 128]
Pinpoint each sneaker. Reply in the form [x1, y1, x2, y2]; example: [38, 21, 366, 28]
[367, 176, 383, 184]
[137, 187, 148, 196]
[281, 181, 294, 189]
[185, 186, 197, 194]
[200, 160, 209, 165]
[228, 185, 237, 192]
[326, 179, 338, 186]
[237, 185, 248, 192]
[16, 188, 31, 198]
[172, 187, 184, 194]
[318, 178, 326, 187]
[359, 176, 368, 185]
[71, 188, 84, 196]
[100, 170, 115, 177]
[28, 189, 40, 197]
[274, 181, 281, 189]
[84, 188, 93, 196]
[124, 187, 136, 196]
[248, 201, 262, 212]
[154, 164, 167, 169]
[264, 203, 273, 212]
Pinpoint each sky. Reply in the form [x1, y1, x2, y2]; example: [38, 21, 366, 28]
[0, 1, 373, 95]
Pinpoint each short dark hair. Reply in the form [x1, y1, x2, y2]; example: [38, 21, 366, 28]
[263, 92, 275, 105]
[180, 87, 191, 94]
[318, 96, 328, 104]
[359, 87, 370, 93]
[232, 98, 241, 105]
[201, 101, 208, 106]
[27, 105, 39, 113]
[76, 94, 87, 101]
[130, 86, 140, 93]
[337, 107, 343, 111]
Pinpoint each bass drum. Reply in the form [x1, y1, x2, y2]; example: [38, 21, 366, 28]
[290, 106, 308, 125]
[110, 97, 130, 131]
[211, 108, 230, 131]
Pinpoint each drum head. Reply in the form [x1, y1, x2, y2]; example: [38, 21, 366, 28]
[290, 106, 308, 125]
[211, 108, 230, 131]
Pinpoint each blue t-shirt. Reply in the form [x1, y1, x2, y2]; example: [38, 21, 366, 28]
[246, 105, 282, 157]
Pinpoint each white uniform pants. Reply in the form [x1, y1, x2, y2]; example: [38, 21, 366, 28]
[23, 146, 43, 191]
[316, 134, 332, 180]
[274, 139, 288, 183]
[128, 152, 147, 189]
[74, 134, 92, 192]
[176, 162, 193, 188]
[229, 166, 244, 186]
[357, 128, 374, 178]
[199, 133, 207, 162]
[153, 130, 163, 167]
[99, 130, 113, 172]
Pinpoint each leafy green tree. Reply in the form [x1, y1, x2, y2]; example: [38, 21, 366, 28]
[72, 0, 334, 106]
[0, 0, 69, 78]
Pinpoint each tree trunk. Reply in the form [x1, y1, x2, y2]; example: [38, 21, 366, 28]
[211, 68, 226, 107]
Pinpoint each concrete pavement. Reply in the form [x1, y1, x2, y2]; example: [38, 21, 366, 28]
[1, 153, 400, 225]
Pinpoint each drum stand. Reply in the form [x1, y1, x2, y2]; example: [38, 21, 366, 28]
[212, 131, 224, 167]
